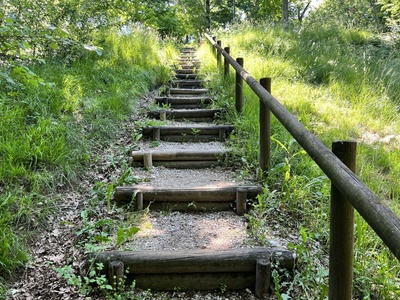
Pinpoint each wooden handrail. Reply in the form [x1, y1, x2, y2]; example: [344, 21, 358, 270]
[204, 33, 400, 261]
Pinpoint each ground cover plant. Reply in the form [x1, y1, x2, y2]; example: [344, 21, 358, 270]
[198, 20, 400, 299]
[0, 25, 177, 296]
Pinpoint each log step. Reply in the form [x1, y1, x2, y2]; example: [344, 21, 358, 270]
[91, 247, 295, 293]
[174, 74, 199, 80]
[147, 109, 221, 122]
[175, 69, 198, 74]
[141, 125, 234, 142]
[179, 64, 200, 69]
[155, 96, 212, 109]
[172, 80, 204, 88]
[113, 185, 262, 212]
[169, 88, 209, 95]
[131, 150, 229, 169]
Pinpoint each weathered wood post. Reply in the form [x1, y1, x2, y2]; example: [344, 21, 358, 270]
[212, 36, 217, 56]
[217, 40, 222, 66]
[259, 78, 271, 172]
[224, 47, 230, 78]
[135, 189, 144, 210]
[143, 152, 152, 169]
[107, 260, 124, 290]
[255, 259, 271, 298]
[235, 57, 244, 113]
[329, 140, 356, 300]
[236, 188, 247, 216]
[152, 127, 161, 141]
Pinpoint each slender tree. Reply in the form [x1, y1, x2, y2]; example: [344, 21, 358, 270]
[282, 0, 289, 27]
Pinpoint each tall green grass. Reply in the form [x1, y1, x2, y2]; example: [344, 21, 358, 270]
[200, 21, 400, 299]
[0, 25, 177, 283]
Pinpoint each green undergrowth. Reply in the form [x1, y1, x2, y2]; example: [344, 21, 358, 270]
[198, 21, 400, 299]
[0, 25, 178, 288]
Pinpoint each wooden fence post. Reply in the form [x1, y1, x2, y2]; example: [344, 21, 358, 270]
[329, 140, 356, 300]
[224, 47, 230, 78]
[217, 40, 222, 66]
[235, 57, 244, 113]
[259, 78, 271, 172]
[212, 36, 217, 56]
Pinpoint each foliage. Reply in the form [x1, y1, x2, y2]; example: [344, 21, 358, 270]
[0, 25, 175, 281]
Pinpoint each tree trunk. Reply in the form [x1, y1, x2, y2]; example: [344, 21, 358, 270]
[282, 0, 289, 28]
[368, 0, 382, 31]
[298, 1, 311, 23]
[206, 0, 211, 30]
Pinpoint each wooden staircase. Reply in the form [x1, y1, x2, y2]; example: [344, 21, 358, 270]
[91, 47, 295, 298]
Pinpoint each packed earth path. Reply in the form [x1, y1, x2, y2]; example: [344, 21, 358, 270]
[7, 47, 297, 300]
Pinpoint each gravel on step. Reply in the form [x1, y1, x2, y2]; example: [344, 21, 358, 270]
[125, 211, 249, 251]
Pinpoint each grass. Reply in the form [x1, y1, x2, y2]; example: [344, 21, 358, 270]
[199, 21, 400, 299]
[0, 24, 177, 290]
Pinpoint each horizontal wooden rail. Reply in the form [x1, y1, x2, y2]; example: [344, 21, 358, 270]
[204, 33, 400, 260]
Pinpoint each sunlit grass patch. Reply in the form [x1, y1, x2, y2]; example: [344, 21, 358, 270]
[201, 21, 400, 298]
[0, 25, 177, 278]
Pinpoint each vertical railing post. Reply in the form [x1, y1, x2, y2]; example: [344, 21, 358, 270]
[217, 40, 222, 67]
[329, 140, 356, 300]
[212, 36, 217, 57]
[224, 47, 230, 78]
[235, 57, 244, 113]
[259, 78, 271, 172]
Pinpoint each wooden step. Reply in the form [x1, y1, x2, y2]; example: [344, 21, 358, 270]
[155, 96, 212, 109]
[171, 79, 204, 88]
[180, 48, 195, 52]
[169, 88, 209, 95]
[131, 150, 228, 169]
[91, 247, 295, 294]
[175, 69, 198, 74]
[113, 185, 262, 212]
[141, 125, 234, 142]
[180, 64, 200, 69]
[174, 74, 199, 80]
[147, 109, 221, 122]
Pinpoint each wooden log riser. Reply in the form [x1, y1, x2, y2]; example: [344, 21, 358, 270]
[179, 59, 200, 65]
[155, 99, 212, 105]
[113, 187, 263, 203]
[148, 115, 216, 122]
[172, 83, 204, 88]
[175, 74, 199, 79]
[175, 69, 198, 74]
[150, 125, 232, 131]
[129, 272, 256, 291]
[93, 248, 295, 274]
[155, 96, 212, 102]
[149, 136, 227, 142]
[169, 92, 209, 97]
[132, 161, 222, 169]
[159, 104, 211, 109]
[148, 109, 221, 118]
[132, 150, 226, 160]
[142, 126, 233, 135]
[169, 88, 209, 94]
[140, 202, 233, 212]
[172, 80, 203, 85]
[178, 64, 200, 68]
